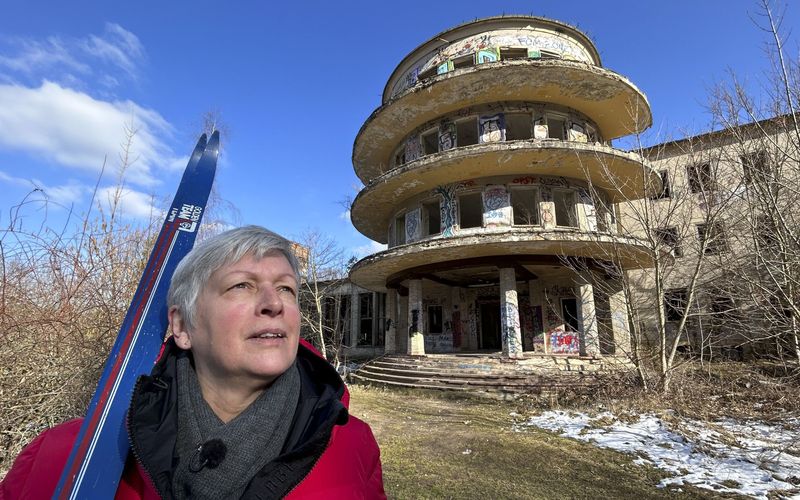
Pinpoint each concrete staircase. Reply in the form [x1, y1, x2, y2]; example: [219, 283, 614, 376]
[350, 353, 634, 398]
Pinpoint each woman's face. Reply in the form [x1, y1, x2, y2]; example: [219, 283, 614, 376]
[172, 252, 300, 390]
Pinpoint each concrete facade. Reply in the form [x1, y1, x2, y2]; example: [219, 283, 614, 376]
[348, 16, 660, 358]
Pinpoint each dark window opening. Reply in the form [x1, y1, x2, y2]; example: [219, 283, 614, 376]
[511, 188, 539, 225]
[540, 49, 561, 60]
[546, 115, 566, 140]
[459, 192, 483, 229]
[664, 288, 688, 322]
[505, 113, 532, 141]
[553, 190, 577, 227]
[394, 150, 406, 167]
[339, 295, 351, 346]
[423, 200, 441, 236]
[358, 293, 373, 346]
[653, 170, 671, 199]
[687, 162, 714, 193]
[393, 214, 406, 246]
[456, 118, 478, 147]
[422, 130, 438, 155]
[741, 150, 769, 184]
[561, 298, 579, 332]
[417, 66, 438, 81]
[452, 53, 474, 69]
[428, 305, 443, 334]
[500, 47, 529, 60]
[655, 227, 683, 257]
[698, 223, 727, 254]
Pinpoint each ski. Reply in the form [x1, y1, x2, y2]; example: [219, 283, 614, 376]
[53, 131, 220, 500]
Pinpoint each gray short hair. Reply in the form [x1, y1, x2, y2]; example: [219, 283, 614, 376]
[167, 225, 301, 331]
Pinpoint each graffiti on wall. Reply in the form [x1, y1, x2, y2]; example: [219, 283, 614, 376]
[405, 133, 423, 163]
[512, 176, 569, 187]
[452, 310, 462, 347]
[501, 301, 522, 357]
[479, 113, 505, 143]
[405, 208, 421, 242]
[520, 296, 534, 351]
[438, 120, 457, 151]
[434, 184, 458, 236]
[476, 47, 499, 64]
[549, 327, 580, 354]
[483, 185, 510, 225]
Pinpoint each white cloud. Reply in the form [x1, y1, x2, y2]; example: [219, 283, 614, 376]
[353, 240, 386, 258]
[0, 81, 175, 186]
[97, 185, 160, 219]
[339, 210, 351, 221]
[0, 169, 88, 207]
[0, 23, 145, 89]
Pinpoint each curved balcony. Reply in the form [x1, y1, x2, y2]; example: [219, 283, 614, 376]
[353, 59, 651, 183]
[350, 140, 660, 242]
[349, 228, 655, 291]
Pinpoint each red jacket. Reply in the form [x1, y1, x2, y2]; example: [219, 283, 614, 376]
[1, 339, 385, 499]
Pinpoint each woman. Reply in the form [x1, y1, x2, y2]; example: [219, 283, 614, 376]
[2, 225, 385, 499]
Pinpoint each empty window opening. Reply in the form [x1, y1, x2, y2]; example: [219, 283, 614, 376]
[452, 53, 474, 69]
[540, 49, 561, 60]
[511, 188, 539, 225]
[561, 298, 579, 332]
[456, 118, 478, 147]
[553, 190, 577, 227]
[687, 162, 714, 193]
[423, 200, 441, 236]
[505, 113, 532, 141]
[394, 149, 406, 167]
[655, 227, 683, 257]
[698, 223, 727, 254]
[358, 293, 373, 346]
[664, 288, 688, 322]
[459, 192, 483, 229]
[422, 130, 438, 155]
[652, 170, 671, 199]
[546, 115, 566, 140]
[741, 150, 769, 184]
[428, 305, 443, 334]
[417, 66, 438, 81]
[500, 47, 529, 60]
[393, 214, 406, 246]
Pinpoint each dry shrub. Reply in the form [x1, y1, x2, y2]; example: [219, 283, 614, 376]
[0, 197, 157, 477]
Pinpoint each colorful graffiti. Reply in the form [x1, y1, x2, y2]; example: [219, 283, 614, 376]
[501, 301, 522, 357]
[479, 113, 505, 143]
[438, 120, 457, 151]
[483, 185, 509, 225]
[434, 184, 458, 236]
[405, 208, 421, 242]
[550, 328, 580, 354]
[476, 47, 499, 64]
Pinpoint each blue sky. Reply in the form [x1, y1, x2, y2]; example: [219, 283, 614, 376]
[0, 1, 796, 258]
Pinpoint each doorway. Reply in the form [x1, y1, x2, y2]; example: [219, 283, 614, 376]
[479, 302, 501, 349]
[561, 298, 579, 332]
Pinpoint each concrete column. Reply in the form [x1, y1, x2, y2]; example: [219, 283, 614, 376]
[609, 287, 631, 355]
[385, 289, 398, 354]
[349, 286, 359, 348]
[577, 279, 600, 356]
[499, 268, 523, 359]
[407, 279, 425, 355]
[397, 294, 409, 353]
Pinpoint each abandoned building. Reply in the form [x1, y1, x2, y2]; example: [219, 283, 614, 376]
[345, 15, 661, 358]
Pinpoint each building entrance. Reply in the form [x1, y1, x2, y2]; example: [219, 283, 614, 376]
[479, 302, 501, 350]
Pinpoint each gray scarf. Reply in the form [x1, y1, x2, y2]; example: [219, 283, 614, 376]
[172, 357, 300, 500]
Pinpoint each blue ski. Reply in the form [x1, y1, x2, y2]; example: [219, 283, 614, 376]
[53, 131, 220, 499]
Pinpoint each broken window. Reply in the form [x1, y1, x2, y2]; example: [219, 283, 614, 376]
[546, 115, 566, 140]
[417, 66, 438, 81]
[428, 305, 443, 334]
[511, 188, 540, 225]
[452, 53, 474, 69]
[359, 293, 373, 346]
[652, 170, 671, 199]
[655, 226, 683, 257]
[741, 150, 769, 184]
[456, 118, 478, 147]
[553, 190, 577, 227]
[393, 214, 406, 246]
[423, 200, 441, 236]
[567, 122, 588, 143]
[393, 148, 406, 167]
[500, 47, 529, 60]
[697, 223, 727, 254]
[505, 113, 532, 141]
[479, 114, 505, 143]
[687, 162, 714, 193]
[664, 288, 688, 322]
[422, 129, 438, 155]
[540, 49, 561, 60]
[459, 192, 483, 229]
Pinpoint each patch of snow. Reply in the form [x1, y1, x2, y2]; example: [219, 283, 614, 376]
[515, 411, 800, 499]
